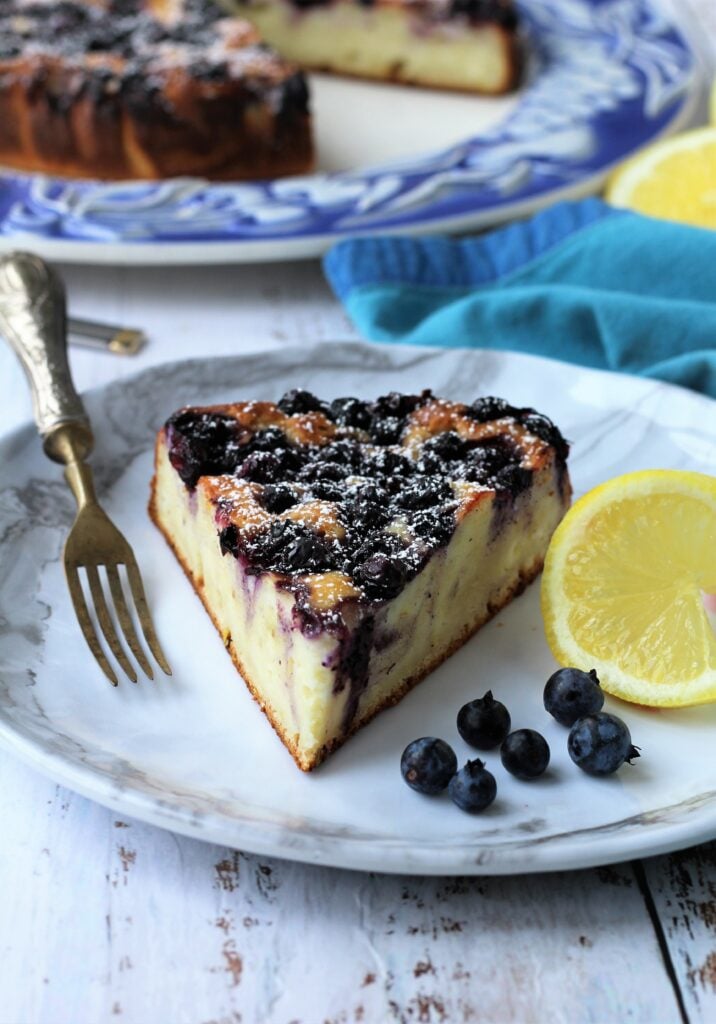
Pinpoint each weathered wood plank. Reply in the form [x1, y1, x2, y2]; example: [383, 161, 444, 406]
[643, 844, 716, 1024]
[0, 752, 683, 1024]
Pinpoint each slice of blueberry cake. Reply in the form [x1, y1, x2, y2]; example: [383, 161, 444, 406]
[226, 0, 521, 94]
[149, 389, 571, 771]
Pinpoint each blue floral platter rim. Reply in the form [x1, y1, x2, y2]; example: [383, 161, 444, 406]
[0, 0, 699, 265]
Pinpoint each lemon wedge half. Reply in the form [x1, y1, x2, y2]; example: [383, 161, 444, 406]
[606, 128, 716, 230]
[541, 470, 716, 706]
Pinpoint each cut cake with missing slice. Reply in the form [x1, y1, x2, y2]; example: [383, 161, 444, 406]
[149, 388, 571, 771]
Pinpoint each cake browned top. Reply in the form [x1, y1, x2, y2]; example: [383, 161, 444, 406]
[0, 0, 307, 103]
[161, 388, 570, 630]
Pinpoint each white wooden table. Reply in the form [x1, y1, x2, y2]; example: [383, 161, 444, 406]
[1, 2, 715, 1019]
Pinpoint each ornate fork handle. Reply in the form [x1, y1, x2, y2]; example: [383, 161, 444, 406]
[0, 251, 93, 463]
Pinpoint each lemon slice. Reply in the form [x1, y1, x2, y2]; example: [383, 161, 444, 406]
[541, 470, 716, 707]
[606, 128, 716, 229]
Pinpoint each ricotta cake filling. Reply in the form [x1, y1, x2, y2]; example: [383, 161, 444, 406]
[225, 0, 521, 93]
[150, 389, 571, 770]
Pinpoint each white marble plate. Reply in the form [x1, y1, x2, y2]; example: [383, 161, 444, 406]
[0, 342, 714, 874]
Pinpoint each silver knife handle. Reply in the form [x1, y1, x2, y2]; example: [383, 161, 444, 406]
[0, 252, 93, 462]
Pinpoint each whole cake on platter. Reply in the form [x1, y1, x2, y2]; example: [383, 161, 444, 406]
[149, 387, 571, 771]
[0, 0, 313, 180]
[0, 0, 520, 182]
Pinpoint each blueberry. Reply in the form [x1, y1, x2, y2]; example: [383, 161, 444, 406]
[411, 508, 456, 546]
[400, 737, 457, 795]
[219, 523, 241, 558]
[166, 410, 239, 488]
[519, 410, 570, 461]
[456, 691, 511, 750]
[501, 729, 550, 780]
[371, 416, 403, 446]
[395, 476, 452, 511]
[260, 483, 298, 514]
[493, 463, 533, 497]
[277, 388, 327, 416]
[238, 449, 296, 484]
[300, 460, 349, 484]
[250, 427, 286, 452]
[330, 397, 372, 430]
[421, 431, 467, 462]
[544, 667, 604, 727]
[568, 713, 640, 776]
[372, 391, 428, 420]
[459, 439, 514, 483]
[365, 449, 415, 483]
[448, 759, 497, 813]
[309, 480, 345, 502]
[354, 553, 407, 600]
[341, 485, 391, 531]
[319, 439, 363, 469]
[467, 397, 517, 423]
[281, 531, 332, 573]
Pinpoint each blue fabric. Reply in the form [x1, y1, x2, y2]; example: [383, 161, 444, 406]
[323, 199, 716, 399]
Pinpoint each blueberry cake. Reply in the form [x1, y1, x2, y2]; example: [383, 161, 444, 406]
[149, 389, 571, 771]
[0, 0, 312, 180]
[228, 0, 521, 94]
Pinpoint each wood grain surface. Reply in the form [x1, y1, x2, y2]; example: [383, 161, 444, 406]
[0, 1, 715, 1018]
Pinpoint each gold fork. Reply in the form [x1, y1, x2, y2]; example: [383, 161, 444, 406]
[0, 252, 170, 685]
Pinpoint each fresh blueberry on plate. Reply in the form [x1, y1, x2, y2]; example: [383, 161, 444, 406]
[501, 729, 550, 780]
[568, 713, 641, 776]
[456, 691, 511, 750]
[544, 667, 604, 726]
[448, 759, 497, 814]
[400, 737, 457, 795]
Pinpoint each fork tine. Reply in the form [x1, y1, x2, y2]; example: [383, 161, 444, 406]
[106, 565, 154, 680]
[86, 565, 138, 683]
[125, 557, 172, 676]
[66, 564, 119, 687]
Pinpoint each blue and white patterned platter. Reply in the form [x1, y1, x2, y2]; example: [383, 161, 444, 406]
[0, 0, 698, 265]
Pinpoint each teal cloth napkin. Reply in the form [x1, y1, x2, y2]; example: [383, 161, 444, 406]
[323, 199, 716, 399]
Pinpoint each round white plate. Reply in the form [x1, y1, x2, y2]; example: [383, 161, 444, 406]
[0, 0, 698, 264]
[0, 342, 714, 874]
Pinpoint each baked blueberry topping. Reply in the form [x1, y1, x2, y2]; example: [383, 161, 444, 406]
[370, 416, 403, 446]
[411, 508, 456, 546]
[238, 448, 301, 484]
[309, 480, 345, 502]
[448, 759, 497, 813]
[568, 713, 640, 776]
[277, 388, 328, 416]
[401, 737, 457, 795]
[449, 0, 518, 30]
[520, 411, 570, 462]
[166, 410, 241, 489]
[372, 390, 430, 420]
[422, 431, 468, 462]
[260, 483, 299, 514]
[395, 477, 452, 511]
[468, 396, 517, 423]
[354, 553, 407, 600]
[167, 388, 567, 607]
[544, 667, 604, 727]
[299, 460, 350, 484]
[330, 397, 372, 430]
